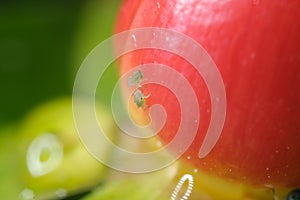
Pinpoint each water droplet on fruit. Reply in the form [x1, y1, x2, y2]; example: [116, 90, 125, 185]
[131, 34, 137, 48]
[286, 146, 291, 150]
[266, 167, 270, 171]
[156, 1, 161, 9]
[187, 156, 191, 160]
[267, 175, 271, 179]
[193, 168, 198, 173]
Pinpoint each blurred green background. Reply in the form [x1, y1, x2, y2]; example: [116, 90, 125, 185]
[0, 0, 122, 199]
[0, 0, 121, 125]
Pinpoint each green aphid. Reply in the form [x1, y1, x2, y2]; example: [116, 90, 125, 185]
[127, 70, 144, 87]
[133, 89, 149, 108]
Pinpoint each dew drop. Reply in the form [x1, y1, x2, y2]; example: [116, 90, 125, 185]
[131, 34, 137, 47]
[187, 156, 191, 160]
[156, 1, 161, 9]
[193, 168, 198, 173]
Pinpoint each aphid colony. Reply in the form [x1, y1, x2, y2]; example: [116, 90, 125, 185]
[127, 69, 150, 108]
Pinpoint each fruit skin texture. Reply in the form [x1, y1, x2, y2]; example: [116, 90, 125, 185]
[115, 0, 300, 188]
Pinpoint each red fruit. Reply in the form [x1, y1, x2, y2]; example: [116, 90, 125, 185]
[115, 0, 300, 188]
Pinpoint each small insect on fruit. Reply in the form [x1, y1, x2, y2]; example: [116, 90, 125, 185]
[133, 89, 150, 108]
[127, 70, 144, 87]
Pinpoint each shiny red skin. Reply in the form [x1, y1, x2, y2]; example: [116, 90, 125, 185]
[115, 0, 300, 188]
